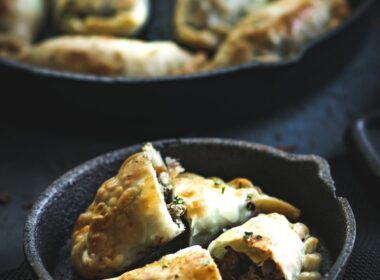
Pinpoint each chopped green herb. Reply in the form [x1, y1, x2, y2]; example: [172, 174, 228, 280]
[221, 186, 226, 194]
[162, 265, 168, 270]
[173, 196, 184, 205]
[244, 231, 253, 240]
[246, 194, 253, 202]
[201, 260, 210, 266]
[213, 178, 223, 185]
[256, 235, 263, 240]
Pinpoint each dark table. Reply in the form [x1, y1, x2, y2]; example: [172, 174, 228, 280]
[1, 3, 380, 278]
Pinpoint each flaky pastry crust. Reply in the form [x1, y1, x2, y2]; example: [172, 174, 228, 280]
[71, 144, 185, 279]
[106, 246, 222, 280]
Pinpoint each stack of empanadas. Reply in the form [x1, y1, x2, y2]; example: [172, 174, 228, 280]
[71, 144, 322, 280]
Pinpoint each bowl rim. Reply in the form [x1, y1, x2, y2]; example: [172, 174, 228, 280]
[24, 138, 356, 280]
[1, 0, 374, 84]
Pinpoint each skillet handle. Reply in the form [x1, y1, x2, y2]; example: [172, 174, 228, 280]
[349, 110, 380, 179]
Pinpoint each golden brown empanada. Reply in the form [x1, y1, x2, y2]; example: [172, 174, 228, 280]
[20, 36, 206, 77]
[106, 246, 222, 280]
[206, 0, 350, 69]
[0, 0, 45, 42]
[208, 213, 322, 280]
[174, 0, 270, 50]
[71, 144, 187, 279]
[171, 173, 300, 247]
[54, 0, 149, 37]
[0, 0, 44, 57]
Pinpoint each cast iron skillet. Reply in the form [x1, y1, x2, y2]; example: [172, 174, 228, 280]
[24, 138, 356, 280]
[0, 0, 375, 95]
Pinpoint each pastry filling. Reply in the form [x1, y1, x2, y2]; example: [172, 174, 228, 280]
[219, 247, 284, 280]
[157, 169, 186, 227]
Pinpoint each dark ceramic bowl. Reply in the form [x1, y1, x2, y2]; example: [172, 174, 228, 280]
[24, 139, 356, 280]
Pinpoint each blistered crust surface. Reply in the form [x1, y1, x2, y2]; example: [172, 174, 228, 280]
[20, 36, 206, 77]
[55, 0, 149, 37]
[207, 0, 350, 69]
[107, 246, 222, 280]
[71, 145, 184, 279]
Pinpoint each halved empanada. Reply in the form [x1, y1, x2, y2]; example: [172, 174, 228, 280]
[171, 173, 300, 246]
[54, 0, 150, 37]
[106, 246, 222, 280]
[20, 36, 206, 77]
[206, 0, 350, 69]
[208, 213, 322, 280]
[174, 0, 270, 50]
[71, 144, 186, 279]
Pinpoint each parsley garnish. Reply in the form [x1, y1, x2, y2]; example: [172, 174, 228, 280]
[213, 178, 223, 185]
[201, 260, 210, 266]
[244, 231, 253, 240]
[246, 194, 253, 202]
[173, 196, 184, 205]
[162, 265, 168, 270]
[221, 186, 226, 194]
[256, 235, 263, 240]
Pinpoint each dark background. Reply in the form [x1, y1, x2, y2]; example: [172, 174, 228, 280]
[1, 2, 380, 278]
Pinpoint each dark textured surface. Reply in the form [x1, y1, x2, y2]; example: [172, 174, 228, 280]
[0, 1, 380, 280]
[23, 139, 354, 280]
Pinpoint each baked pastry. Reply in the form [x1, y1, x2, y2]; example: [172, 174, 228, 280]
[206, 0, 350, 69]
[171, 173, 300, 246]
[174, 0, 270, 50]
[106, 246, 222, 280]
[208, 213, 322, 280]
[20, 36, 206, 77]
[54, 0, 150, 37]
[0, 0, 44, 56]
[0, 0, 44, 42]
[71, 144, 187, 279]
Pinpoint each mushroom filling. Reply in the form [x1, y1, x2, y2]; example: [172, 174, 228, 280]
[218, 247, 284, 280]
[158, 172, 186, 226]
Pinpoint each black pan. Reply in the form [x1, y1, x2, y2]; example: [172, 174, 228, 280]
[0, 0, 376, 96]
[24, 138, 356, 280]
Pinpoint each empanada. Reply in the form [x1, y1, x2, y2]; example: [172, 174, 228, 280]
[208, 213, 322, 280]
[0, 0, 45, 56]
[206, 0, 350, 69]
[20, 36, 206, 77]
[54, 0, 150, 37]
[0, 0, 44, 42]
[71, 144, 186, 279]
[174, 0, 270, 50]
[106, 246, 222, 280]
[171, 173, 300, 247]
